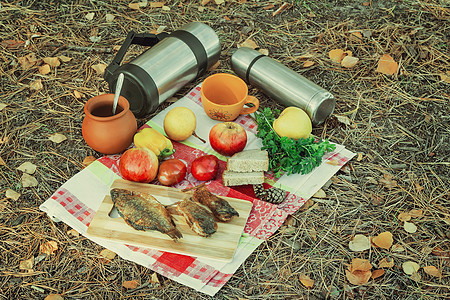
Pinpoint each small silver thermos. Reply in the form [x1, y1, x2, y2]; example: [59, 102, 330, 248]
[105, 22, 220, 117]
[231, 47, 335, 125]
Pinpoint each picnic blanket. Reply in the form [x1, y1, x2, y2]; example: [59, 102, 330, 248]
[40, 84, 355, 296]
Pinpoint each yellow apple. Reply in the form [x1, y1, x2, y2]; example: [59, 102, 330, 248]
[273, 107, 312, 140]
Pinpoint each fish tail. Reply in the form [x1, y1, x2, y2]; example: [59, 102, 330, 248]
[167, 228, 183, 241]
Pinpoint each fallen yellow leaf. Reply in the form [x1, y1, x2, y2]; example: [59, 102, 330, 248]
[1, 39, 25, 49]
[349, 31, 363, 42]
[378, 257, 395, 268]
[348, 258, 372, 273]
[6, 189, 21, 200]
[100, 249, 116, 261]
[150, 2, 165, 8]
[411, 271, 421, 282]
[73, 90, 83, 99]
[376, 54, 398, 75]
[150, 272, 160, 286]
[30, 79, 44, 91]
[345, 269, 372, 285]
[356, 152, 364, 161]
[371, 269, 385, 279]
[313, 188, 326, 198]
[391, 244, 405, 252]
[258, 48, 269, 56]
[82, 155, 97, 168]
[48, 133, 67, 143]
[299, 273, 314, 288]
[423, 265, 442, 278]
[129, 3, 141, 10]
[440, 71, 450, 83]
[409, 209, 423, 218]
[44, 294, 64, 300]
[122, 280, 139, 289]
[19, 257, 34, 270]
[43, 57, 61, 67]
[58, 55, 72, 62]
[18, 53, 38, 69]
[303, 60, 315, 68]
[404, 221, 417, 233]
[398, 212, 411, 222]
[402, 261, 420, 275]
[349, 234, 371, 252]
[379, 173, 397, 189]
[372, 231, 393, 250]
[17, 161, 37, 174]
[38, 64, 51, 75]
[341, 56, 359, 68]
[239, 38, 258, 49]
[85, 12, 95, 20]
[67, 228, 80, 237]
[329, 49, 345, 63]
[40, 241, 58, 255]
[415, 182, 424, 192]
[91, 63, 107, 75]
[22, 173, 38, 187]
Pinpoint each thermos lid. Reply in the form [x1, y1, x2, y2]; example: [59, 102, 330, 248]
[107, 64, 159, 117]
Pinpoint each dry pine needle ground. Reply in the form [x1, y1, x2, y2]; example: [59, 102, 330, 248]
[0, 0, 449, 299]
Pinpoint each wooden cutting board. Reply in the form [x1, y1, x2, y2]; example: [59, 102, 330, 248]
[86, 179, 254, 262]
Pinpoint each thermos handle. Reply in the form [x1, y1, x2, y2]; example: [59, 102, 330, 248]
[104, 31, 169, 82]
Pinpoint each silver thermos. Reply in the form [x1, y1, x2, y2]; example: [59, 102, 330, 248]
[104, 22, 220, 117]
[231, 47, 335, 125]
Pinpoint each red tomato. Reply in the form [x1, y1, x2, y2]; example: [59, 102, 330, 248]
[157, 159, 187, 186]
[191, 155, 219, 181]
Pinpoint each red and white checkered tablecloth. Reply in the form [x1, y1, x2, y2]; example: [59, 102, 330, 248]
[41, 83, 355, 295]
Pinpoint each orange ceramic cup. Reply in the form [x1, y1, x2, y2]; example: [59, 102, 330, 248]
[201, 73, 259, 121]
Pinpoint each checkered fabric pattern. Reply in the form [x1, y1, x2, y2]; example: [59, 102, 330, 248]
[42, 83, 355, 295]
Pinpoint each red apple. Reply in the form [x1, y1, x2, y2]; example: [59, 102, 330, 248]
[119, 147, 159, 183]
[191, 155, 219, 181]
[209, 122, 247, 156]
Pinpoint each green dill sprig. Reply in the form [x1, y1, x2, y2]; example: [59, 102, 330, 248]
[255, 107, 336, 178]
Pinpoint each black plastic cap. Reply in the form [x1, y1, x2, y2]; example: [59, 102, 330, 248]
[107, 64, 159, 118]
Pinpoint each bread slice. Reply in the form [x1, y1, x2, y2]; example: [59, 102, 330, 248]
[222, 170, 264, 186]
[226, 149, 269, 172]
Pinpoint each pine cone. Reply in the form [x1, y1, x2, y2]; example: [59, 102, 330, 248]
[253, 184, 266, 198]
[264, 187, 286, 204]
[253, 184, 286, 204]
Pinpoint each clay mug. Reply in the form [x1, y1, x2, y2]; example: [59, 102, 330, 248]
[201, 73, 259, 121]
[82, 94, 137, 154]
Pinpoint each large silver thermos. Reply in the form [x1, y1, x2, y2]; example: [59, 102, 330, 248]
[104, 22, 220, 117]
[231, 47, 335, 125]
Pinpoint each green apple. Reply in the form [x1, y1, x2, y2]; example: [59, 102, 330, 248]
[273, 107, 312, 140]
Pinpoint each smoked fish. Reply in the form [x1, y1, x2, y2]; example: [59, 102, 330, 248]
[191, 185, 239, 222]
[110, 188, 182, 240]
[177, 198, 217, 237]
